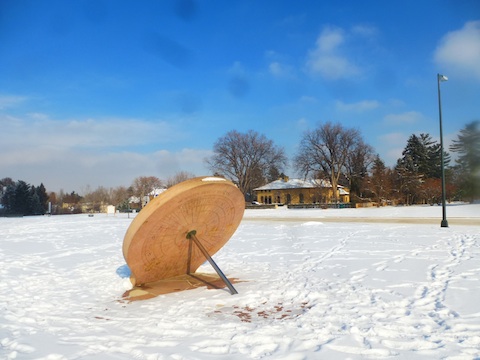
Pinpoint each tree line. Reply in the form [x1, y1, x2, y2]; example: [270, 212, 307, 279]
[206, 120, 479, 205]
[1, 120, 478, 215]
[0, 179, 49, 216]
[0, 172, 194, 216]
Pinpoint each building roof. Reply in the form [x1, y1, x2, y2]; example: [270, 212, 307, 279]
[254, 178, 345, 191]
[149, 188, 166, 197]
[254, 178, 321, 191]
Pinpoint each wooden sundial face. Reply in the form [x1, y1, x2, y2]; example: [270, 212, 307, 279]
[122, 177, 245, 286]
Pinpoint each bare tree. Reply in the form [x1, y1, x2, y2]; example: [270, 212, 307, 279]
[345, 140, 375, 200]
[205, 130, 287, 200]
[82, 186, 110, 212]
[394, 158, 423, 205]
[132, 176, 163, 207]
[165, 171, 196, 188]
[110, 186, 132, 208]
[294, 122, 361, 202]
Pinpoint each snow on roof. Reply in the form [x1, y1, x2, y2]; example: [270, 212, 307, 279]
[254, 178, 333, 191]
[149, 188, 166, 196]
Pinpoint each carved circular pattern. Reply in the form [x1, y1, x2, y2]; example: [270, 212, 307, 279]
[122, 177, 245, 285]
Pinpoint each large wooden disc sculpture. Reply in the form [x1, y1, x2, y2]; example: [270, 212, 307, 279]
[122, 176, 245, 288]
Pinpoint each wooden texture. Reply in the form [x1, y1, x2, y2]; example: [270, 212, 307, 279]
[122, 177, 245, 286]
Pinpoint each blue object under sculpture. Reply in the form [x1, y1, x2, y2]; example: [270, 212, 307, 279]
[116, 264, 131, 278]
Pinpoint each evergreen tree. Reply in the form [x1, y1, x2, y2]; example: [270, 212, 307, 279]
[369, 155, 389, 204]
[400, 134, 424, 176]
[396, 133, 451, 204]
[30, 190, 43, 215]
[36, 183, 49, 213]
[419, 134, 442, 178]
[1, 179, 50, 215]
[400, 133, 448, 179]
[450, 120, 480, 201]
[1, 184, 16, 214]
[14, 181, 32, 215]
[29, 185, 47, 215]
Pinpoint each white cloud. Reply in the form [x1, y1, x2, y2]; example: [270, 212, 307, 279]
[387, 98, 406, 108]
[299, 95, 318, 103]
[306, 26, 360, 80]
[268, 61, 295, 78]
[228, 61, 247, 75]
[383, 111, 423, 125]
[351, 24, 378, 39]
[378, 132, 407, 145]
[434, 20, 480, 80]
[336, 100, 380, 113]
[316, 26, 345, 52]
[1, 148, 211, 194]
[269, 62, 283, 76]
[153, 148, 212, 176]
[27, 112, 50, 120]
[0, 114, 182, 151]
[0, 95, 28, 110]
[0, 114, 210, 192]
[378, 132, 408, 166]
[265, 50, 296, 79]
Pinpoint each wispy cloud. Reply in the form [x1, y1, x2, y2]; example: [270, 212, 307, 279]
[383, 111, 423, 125]
[351, 24, 378, 39]
[378, 132, 408, 166]
[0, 114, 209, 191]
[0, 95, 28, 110]
[336, 100, 380, 113]
[0, 114, 182, 151]
[434, 20, 480, 80]
[266, 50, 296, 79]
[379, 132, 406, 144]
[227, 61, 250, 98]
[269, 61, 295, 78]
[295, 117, 309, 130]
[305, 26, 360, 80]
[299, 95, 318, 103]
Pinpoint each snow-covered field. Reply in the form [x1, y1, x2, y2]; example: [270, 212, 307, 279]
[1, 204, 479, 359]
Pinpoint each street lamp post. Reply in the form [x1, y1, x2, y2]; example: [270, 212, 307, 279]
[437, 73, 448, 228]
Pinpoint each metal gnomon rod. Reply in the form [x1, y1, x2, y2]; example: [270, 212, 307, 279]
[186, 230, 238, 295]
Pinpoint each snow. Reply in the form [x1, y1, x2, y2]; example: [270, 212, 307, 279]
[1, 204, 479, 359]
[253, 178, 333, 191]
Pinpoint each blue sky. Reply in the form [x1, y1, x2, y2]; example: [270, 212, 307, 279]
[1, 0, 479, 193]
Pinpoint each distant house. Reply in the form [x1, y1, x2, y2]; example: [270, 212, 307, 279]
[128, 196, 142, 211]
[128, 188, 167, 210]
[253, 176, 350, 205]
[148, 188, 166, 199]
[145, 188, 166, 204]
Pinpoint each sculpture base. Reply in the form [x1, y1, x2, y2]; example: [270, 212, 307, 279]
[122, 273, 240, 301]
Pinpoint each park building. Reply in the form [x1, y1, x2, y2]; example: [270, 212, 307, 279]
[253, 176, 350, 206]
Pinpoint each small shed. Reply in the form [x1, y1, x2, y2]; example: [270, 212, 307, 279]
[106, 205, 116, 216]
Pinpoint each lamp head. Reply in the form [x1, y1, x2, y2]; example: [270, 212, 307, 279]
[438, 74, 448, 82]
